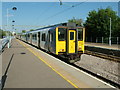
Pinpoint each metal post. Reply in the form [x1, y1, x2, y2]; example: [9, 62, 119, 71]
[91, 37, 92, 42]
[109, 18, 112, 46]
[102, 37, 103, 44]
[7, 8, 10, 48]
[96, 37, 97, 43]
[117, 37, 119, 45]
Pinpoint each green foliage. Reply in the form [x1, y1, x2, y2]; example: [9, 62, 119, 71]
[0, 29, 6, 38]
[84, 7, 120, 40]
[68, 17, 83, 26]
[22, 30, 26, 33]
[114, 17, 120, 37]
[30, 29, 35, 31]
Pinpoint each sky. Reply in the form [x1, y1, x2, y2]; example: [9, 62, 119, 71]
[1, 1, 119, 33]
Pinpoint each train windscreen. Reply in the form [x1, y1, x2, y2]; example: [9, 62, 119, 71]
[78, 28, 83, 41]
[58, 28, 66, 41]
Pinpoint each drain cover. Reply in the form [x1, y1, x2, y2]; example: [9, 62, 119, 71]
[20, 52, 26, 54]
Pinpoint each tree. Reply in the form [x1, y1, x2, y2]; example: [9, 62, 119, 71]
[0, 29, 6, 38]
[113, 17, 120, 37]
[22, 30, 26, 33]
[84, 7, 119, 42]
[0, 29, 3, 38]
[68, 17, 83, 26]
[30, 29, 34, 31]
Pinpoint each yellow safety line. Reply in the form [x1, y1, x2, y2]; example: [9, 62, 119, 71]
[17, 40, 80, 89]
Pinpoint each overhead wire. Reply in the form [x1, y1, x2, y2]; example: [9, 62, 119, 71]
[6, 1, 88, 31]
[11, 3, 56, 31]
[32, 2, 56, 27]
[37, 0, 88, 26]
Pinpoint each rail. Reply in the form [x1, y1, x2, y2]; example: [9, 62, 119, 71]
[84, 50, 120, 62]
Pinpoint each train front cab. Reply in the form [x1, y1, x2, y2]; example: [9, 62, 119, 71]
[56, 26, 85, 62]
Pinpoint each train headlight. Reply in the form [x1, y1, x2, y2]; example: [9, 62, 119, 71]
[59, 49, 64, 52]
[78, 46, 82, 51]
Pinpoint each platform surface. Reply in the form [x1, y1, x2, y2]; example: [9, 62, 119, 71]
[85, 42, 120, 50]
[2, 39, 74, 88]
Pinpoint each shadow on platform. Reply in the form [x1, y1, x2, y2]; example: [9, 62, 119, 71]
[2, 54, 14, 90]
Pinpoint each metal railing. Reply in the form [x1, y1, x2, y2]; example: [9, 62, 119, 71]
[0, 38, 9, 52]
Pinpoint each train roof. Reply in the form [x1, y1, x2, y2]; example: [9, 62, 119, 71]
[26, 22, 84, 34]
[26, 23, 67, 33]
[36, 23, 67, 30]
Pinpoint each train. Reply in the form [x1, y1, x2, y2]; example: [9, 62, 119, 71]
[17, 23, 85, 63]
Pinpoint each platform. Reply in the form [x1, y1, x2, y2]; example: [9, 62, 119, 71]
[2, 39, 74, 88]
[85, 42, 120, 50]
[1, 39, 116, 89]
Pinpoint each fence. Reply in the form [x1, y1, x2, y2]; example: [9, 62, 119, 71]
[85, 37, 120, 45]
[0, 38, 9, 52]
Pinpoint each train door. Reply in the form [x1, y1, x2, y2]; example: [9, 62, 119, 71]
[38, 32, 40, 48]
[48, 31, 50, 51]
[68, 30, 76, 53]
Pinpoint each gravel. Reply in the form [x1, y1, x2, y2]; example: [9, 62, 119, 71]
[75, 54, 120, 85]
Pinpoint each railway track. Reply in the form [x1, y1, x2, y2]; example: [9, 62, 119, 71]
[72, 63, 120, 89]
[58, 53, 120, 88]
[84, 50, 120, 62]
[50, 52, 120, 88]
[54, 51, 120, 89]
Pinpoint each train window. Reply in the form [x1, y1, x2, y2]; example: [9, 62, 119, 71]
[35, 34, 37, 40]
[32, 34, 34, 39]
[42, 33, 46, 41]
[28, 34, 30, 37]
[27, 34, 30, 40]
[58, 28, 66, 41]
[32, 33, 37, 40]
[78, 28, 83, 41]
[70, 32, 74, 40]
[50, 33, 53, 42]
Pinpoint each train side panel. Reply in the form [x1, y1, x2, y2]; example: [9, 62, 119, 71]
[40, 28, 49, 51]
[48, 28, 56, 54]
[26, 33, 32, 44]
[31, 32, 38, 46]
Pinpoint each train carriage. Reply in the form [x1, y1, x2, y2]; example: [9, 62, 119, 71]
[21, 33, 27, 41]
[18, 23, 85, 63]
[31, 31, 38, 46]
[26, 32, 32, 44]
[56, 25, 85, 62]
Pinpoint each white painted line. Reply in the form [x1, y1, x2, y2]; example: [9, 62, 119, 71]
[24, 41, 116, 89]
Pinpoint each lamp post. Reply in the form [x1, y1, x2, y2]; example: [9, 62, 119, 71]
[105, 10, 112, 46]
[59, 0, 62, 5]
[12, 20, 15, 33]
[7, 7, 17, 48]
[109, 17, 112, 46]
